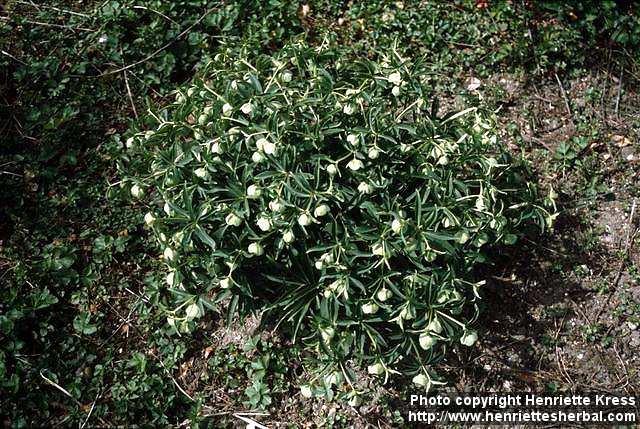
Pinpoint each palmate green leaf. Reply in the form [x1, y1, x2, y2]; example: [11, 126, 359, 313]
[122, 41, 554, 386]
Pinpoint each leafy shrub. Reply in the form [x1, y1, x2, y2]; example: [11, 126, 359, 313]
[121, 42, 555, 388]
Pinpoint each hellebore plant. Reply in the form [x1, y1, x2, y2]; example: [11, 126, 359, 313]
[120, 42, 555, 390]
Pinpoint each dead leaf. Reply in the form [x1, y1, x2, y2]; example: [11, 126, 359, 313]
[466, 77, 481, 91]
[611, 134, 632, 148]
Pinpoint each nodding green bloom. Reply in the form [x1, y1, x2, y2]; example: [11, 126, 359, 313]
[246, 184, 261, 198]
[255, 137, 268, 151]
[392, 85, 401, 97]
[282, 70, 293, 82]
[419, 332, 437, 350]
[300, 385, 313, 398]
[346, 134, 358, 146]
[163, 202, 173, 216]
[343, 104, 355, 115]
[348, 395, 362, 407]
[219, 277, 231, 289]
[222, 103, 233, 115]
[460, 330, 478, 346]
[247, 242, 264, 256]
[313, 204, 330, 217]
[166, 271, 175, 286]
[367, 362, 385, 375]
[361, 302, 379, 314]
[240, 102, 253, 114]
[371, 242, 385, 256]
[282, 230, 295, 243]
[326, 164, 338, 175]
[412, 373, 429, 387]
[376, 287, 392, 302]
[368, 147, 380, 159]
[252, 151, 265, 163]
[185, 302, 201, 319]
[262, 141, 277, 155]
[144, 212, 156, 226]
[210, 142, 222, 154]
[320, 326, 335, 343]
[163, 247, 176, 261]
[358, 182, 373, 194]
[269, 199, 284, 212]
[400, 307, 413, 320]
[347, 158, 364, 171]
[388, 71, 402, 85]
[298, 212, 312, 226]
[427, 318, 443, 334]
[130, 184, 144, 198]
[256, 216, 272, 232]
[225, 213, 242, 227]
[194, 167, 209, 179]
[391, 218, 403, 234]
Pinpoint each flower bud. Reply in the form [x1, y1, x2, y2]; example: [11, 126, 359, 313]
[362, 302, 379, 314]
[358, 182, 373, 194]
[211, 142, 223, 154]
[282, 71, 293, 82]
[313, 204, 329, 217]
[388, 71, 402, 85]
[246, 184, 261, 198]
[427, 318, 443, 334]
[163, 202, 173, 216]
[255, 138, 267, 151]
[263, 141, 277, 155]
[166, 271, 175, 286]
[163, 247, 176, 261]
[252, 152, 265, 163]
[391, 218, 403, 234]
[225, 213, 242, 227]
[240, 102, 253, 115]
[376, 287, 392, 302]
[412, 373, 429, 387]
[320, 326, 335, 342]
[219, 277, 231, 289]
[343, 104, 355, 115]
[144, 212, 156, 226]
[371, 243, 385, 256]
[186, 302, 201, 319]
[298, 212, 312, 226]
[419, 332, 437, 350]
[460, 330, 478, 346]
[348, 395, 362, 407]
[346, 134, 359, 146]
[326, 164, 338, 175]
[269, 199, 284, 212]
[222, 103, 233, 115]
[130, 184, 144, 198]
[300, 385, 313, 398]
[392, 85, 401, 97]
[368, 147, 380, 159]
[282, 230, 295, 243]
[256, 216, 272, 232]
[247, 242, 264, 256]
[194, 167, 209, 179]
[347, 158, 364, 171]
[367, 362, 385, 375]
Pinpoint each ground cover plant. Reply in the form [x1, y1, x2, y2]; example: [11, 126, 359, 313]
[1, 0, 639, 427]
